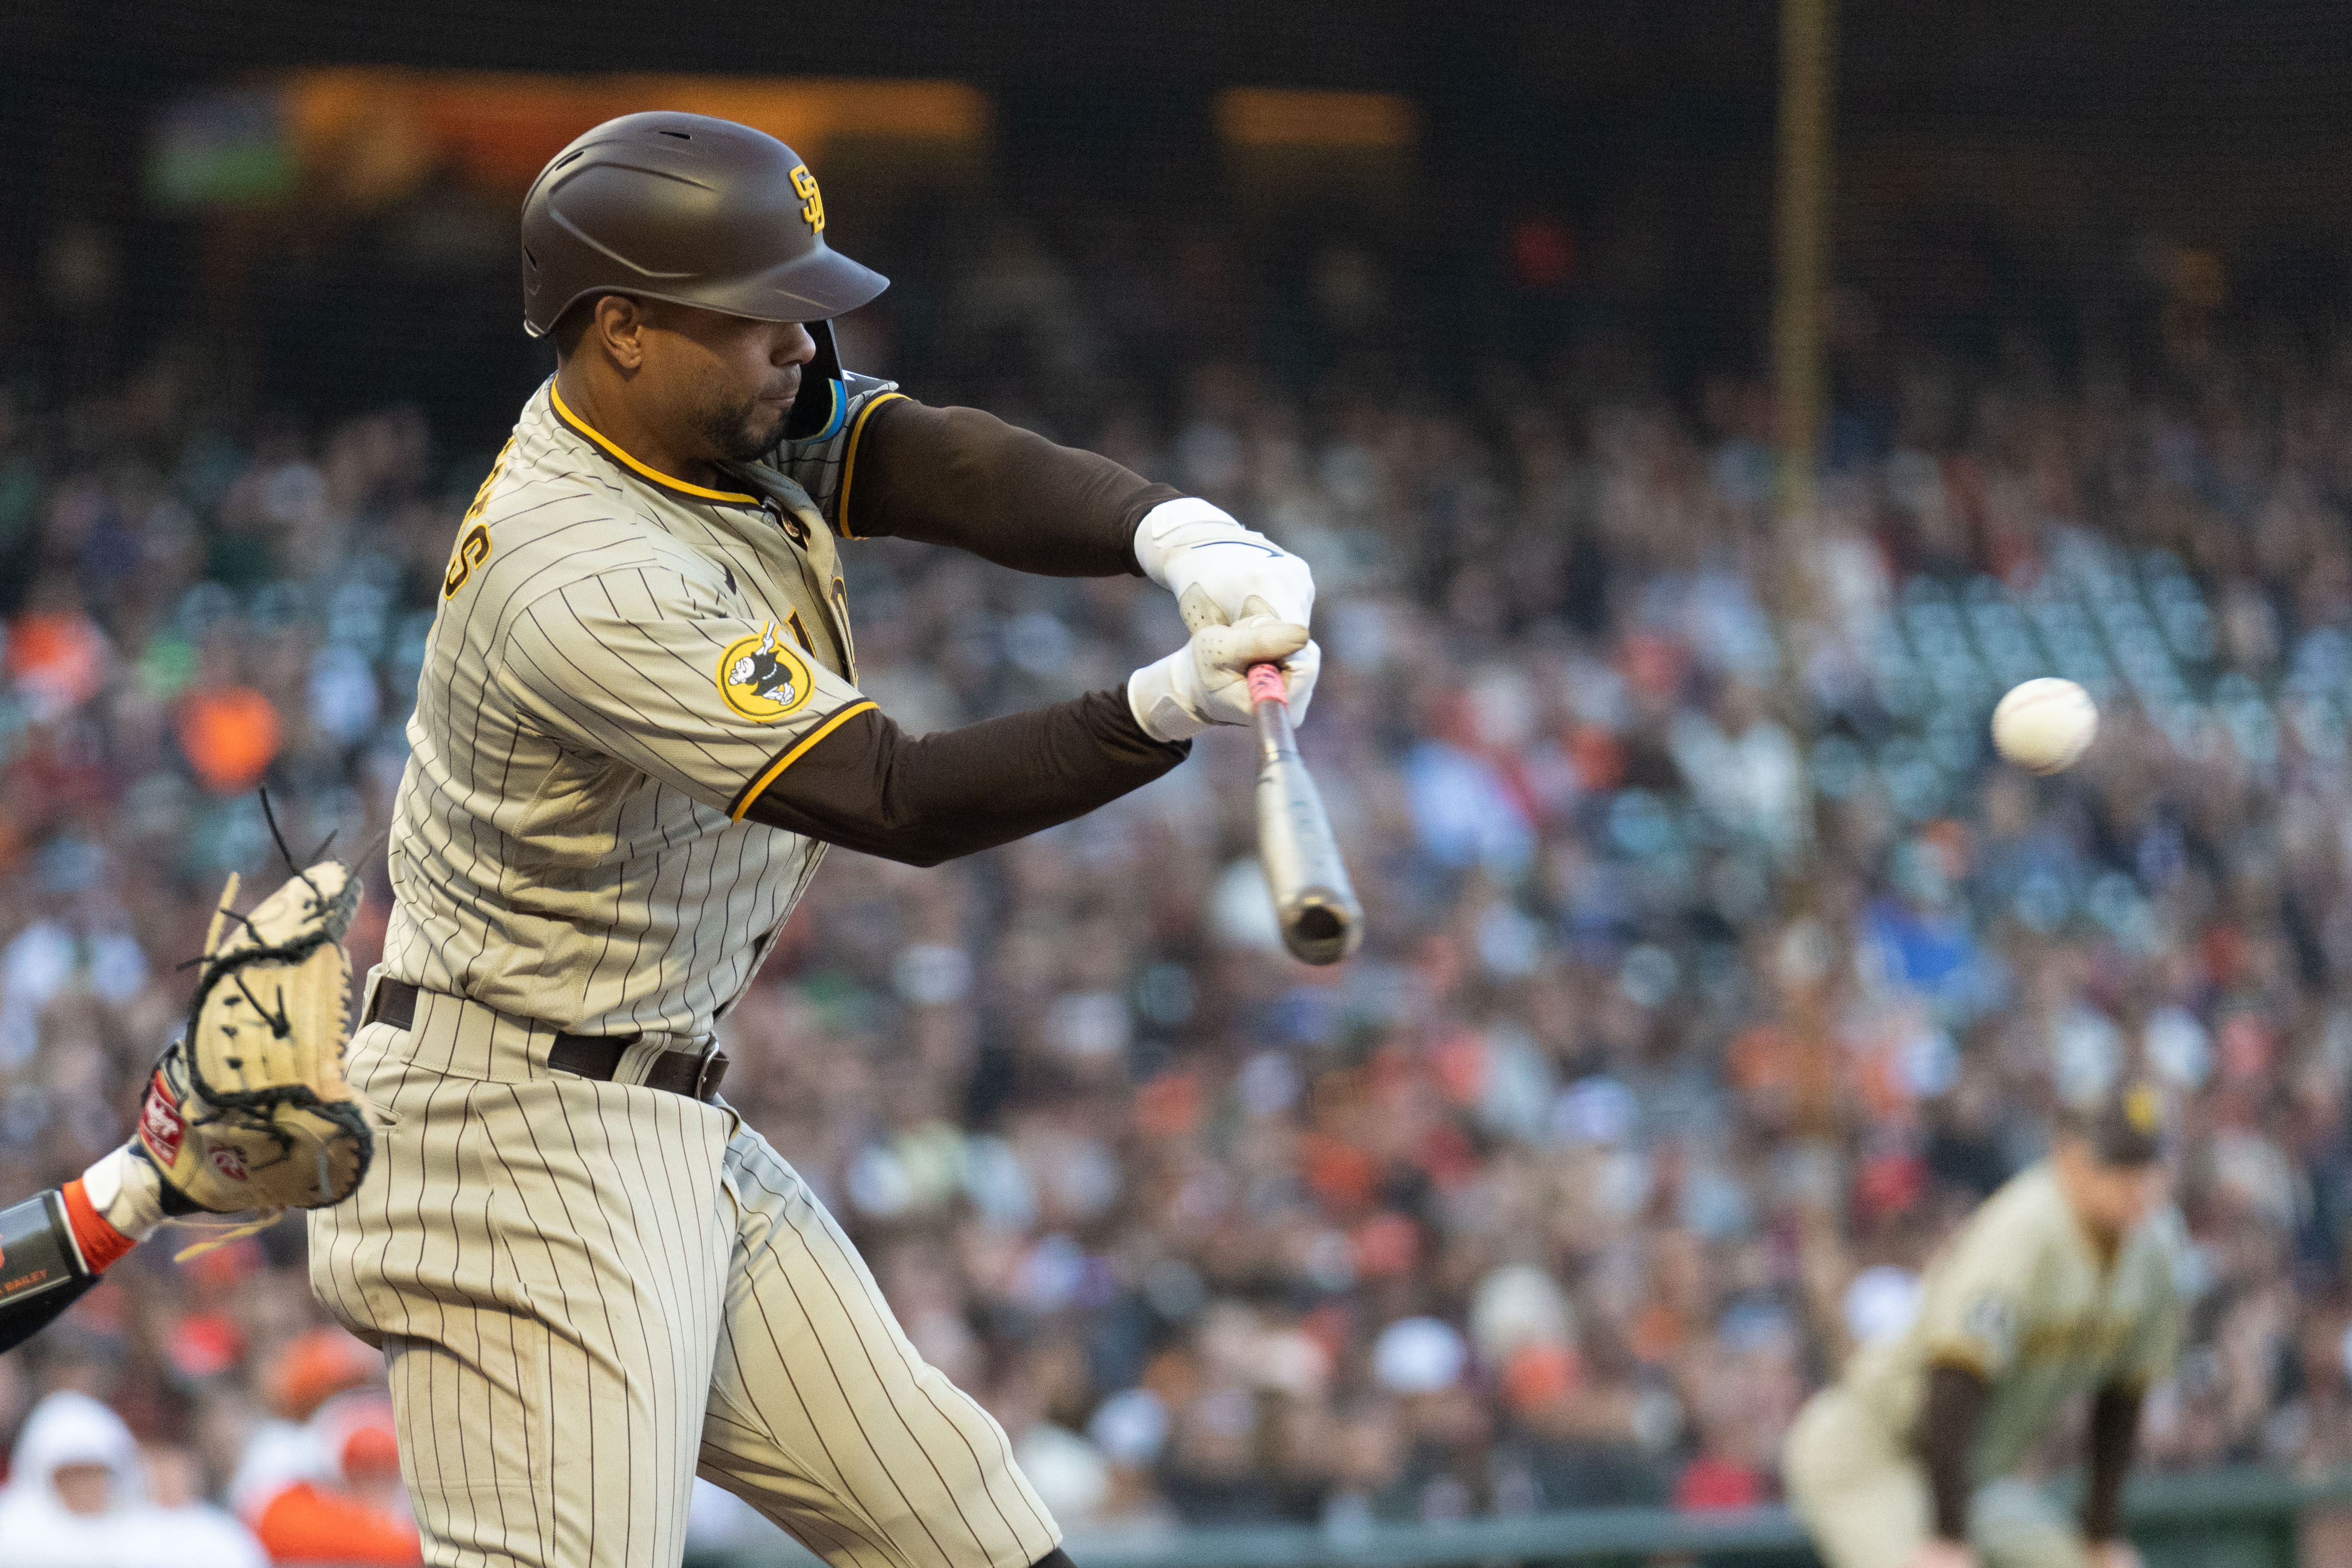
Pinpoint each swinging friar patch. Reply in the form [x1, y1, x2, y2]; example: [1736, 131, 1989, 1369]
[717, 623, 816, 722]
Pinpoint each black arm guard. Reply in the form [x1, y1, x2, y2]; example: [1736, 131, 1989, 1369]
[0, 1191, 98, 1354]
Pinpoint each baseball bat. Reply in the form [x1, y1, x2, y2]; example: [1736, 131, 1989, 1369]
[1245, 661, 1364, 966]
[1176, 586, 1364, 965]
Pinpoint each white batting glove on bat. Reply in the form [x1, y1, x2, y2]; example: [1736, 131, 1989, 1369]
[1127, 592, 1316, 743]
[1135, 497, 1316, 630]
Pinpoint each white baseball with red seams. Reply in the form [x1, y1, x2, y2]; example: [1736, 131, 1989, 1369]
[1992, 677, 2100, 773]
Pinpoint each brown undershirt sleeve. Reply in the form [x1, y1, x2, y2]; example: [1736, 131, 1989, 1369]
[2081, 1383, 2143, 1543]
[845, 397, 1181, 576]
[1916, 1363, 1990, 1543]
[742, 687, 1189, 866]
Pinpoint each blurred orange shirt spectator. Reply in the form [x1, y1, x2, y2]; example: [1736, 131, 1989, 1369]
[244, 1393, 418, 1565]
[232, 1329, 419, 1566]
[179, 686, 282, 794]
[6, 609, 107, 720]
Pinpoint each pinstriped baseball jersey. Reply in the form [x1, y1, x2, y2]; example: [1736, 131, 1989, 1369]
[1786, 1165, 2183, 1568]
[766, 370, 909, 542]
[322, 366, 1069, 1568]
[1841, 1164, 2184, 1479]
[379, 375, 900, 1043]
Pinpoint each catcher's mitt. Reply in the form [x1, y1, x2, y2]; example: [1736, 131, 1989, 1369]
[135, 858, 375, 1231]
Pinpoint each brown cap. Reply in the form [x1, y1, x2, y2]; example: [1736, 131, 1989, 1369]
[2062, 1078, 2169, 1167]
[520, 112, 888, 339]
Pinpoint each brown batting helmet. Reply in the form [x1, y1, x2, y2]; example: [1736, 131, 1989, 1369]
[520, 111, 888, 341]
[2062, 1077, 2170, 1167]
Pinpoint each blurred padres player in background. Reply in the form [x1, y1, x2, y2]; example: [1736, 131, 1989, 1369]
[308, 111, 1321, 1568]
[1783, 1082, 2185, 1568]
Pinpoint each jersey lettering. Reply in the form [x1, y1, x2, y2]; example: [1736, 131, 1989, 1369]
[442, 522, 492, 599]
[386, 380, 860, 1039]
[442, 439, 514, 599]
[830, 577, 856, 679]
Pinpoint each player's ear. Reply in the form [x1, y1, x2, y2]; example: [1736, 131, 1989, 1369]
[594, 295, 649, 371]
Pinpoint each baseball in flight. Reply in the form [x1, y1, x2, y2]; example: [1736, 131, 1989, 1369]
[1991, 677, 2099, 773]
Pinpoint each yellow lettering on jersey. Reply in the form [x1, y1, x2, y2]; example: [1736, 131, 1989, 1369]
[2018, 1318, 2133, 1363]
[462, 438, 514, 526]
[790, 164, 825, 233]
[830, 577, 856, 680]
[442, 522, 492, 599]
[718, 623, 817, 722]
[443, 438, 513, 598]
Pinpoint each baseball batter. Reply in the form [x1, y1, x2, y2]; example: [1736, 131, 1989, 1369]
[0, 110, 1320, 1563]
[283, 111, 1323, 1568]
[1783, 1084, 2185, 1568]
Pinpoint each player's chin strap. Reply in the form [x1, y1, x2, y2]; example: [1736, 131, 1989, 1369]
[782, 319, 847, 443]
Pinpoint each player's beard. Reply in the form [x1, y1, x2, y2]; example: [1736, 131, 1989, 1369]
[694, 386, 793, 465]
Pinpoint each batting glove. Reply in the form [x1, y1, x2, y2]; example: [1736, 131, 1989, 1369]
[1127, 610, 1317, 743]
[1135, 498, 1316, 630]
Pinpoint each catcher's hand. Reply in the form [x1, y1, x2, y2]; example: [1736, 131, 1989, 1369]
[135, 859, 375, 1220]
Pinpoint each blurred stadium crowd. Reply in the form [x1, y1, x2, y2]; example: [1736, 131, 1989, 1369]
[4, 199, 2352, 1560]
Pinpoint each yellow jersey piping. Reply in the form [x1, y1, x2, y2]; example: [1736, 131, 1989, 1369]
[729, 700, 879, 821]
[550, 382, 763, 507]
[1924, 1346, 1992, 1379]
[834, 391, 908, 539]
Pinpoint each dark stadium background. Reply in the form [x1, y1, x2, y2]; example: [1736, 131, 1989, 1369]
[12, 0, 2352, 435]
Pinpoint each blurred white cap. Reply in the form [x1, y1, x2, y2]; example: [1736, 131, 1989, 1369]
[1087, 1387, 1171, 1469]
[11, 1390, 141, 1511]
[1469, 1264, 1575, 1363]
[1013, 1421, 1110, 1524]
[2145, 1005, 2213, 1091]
[1209, 858, 1285, 952]
[1372, 1316, 1467, 1394]
[1550, 1076, 1637, 1146]
[1842, 1265, 1922, 1346]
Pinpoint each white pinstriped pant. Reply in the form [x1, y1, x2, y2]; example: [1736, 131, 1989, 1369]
[310, 984, 1060, 1568]
[1783, 1389, 2092, 1568]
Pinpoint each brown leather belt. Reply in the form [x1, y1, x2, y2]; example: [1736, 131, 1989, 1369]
[366, 978, 729, 1103]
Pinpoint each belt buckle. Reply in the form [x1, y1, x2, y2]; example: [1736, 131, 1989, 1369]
[689, 1041, 726, 1102]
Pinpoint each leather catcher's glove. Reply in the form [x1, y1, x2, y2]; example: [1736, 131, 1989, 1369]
[135, 860, 375, 1221]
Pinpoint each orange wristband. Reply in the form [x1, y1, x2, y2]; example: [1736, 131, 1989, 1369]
[60, 1180, 138, 1274]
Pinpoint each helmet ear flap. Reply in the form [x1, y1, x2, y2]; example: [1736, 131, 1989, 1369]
[783, 319, 847, 442]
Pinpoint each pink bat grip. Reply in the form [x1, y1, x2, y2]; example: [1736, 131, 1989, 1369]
[1246, 663, 1288, 705]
